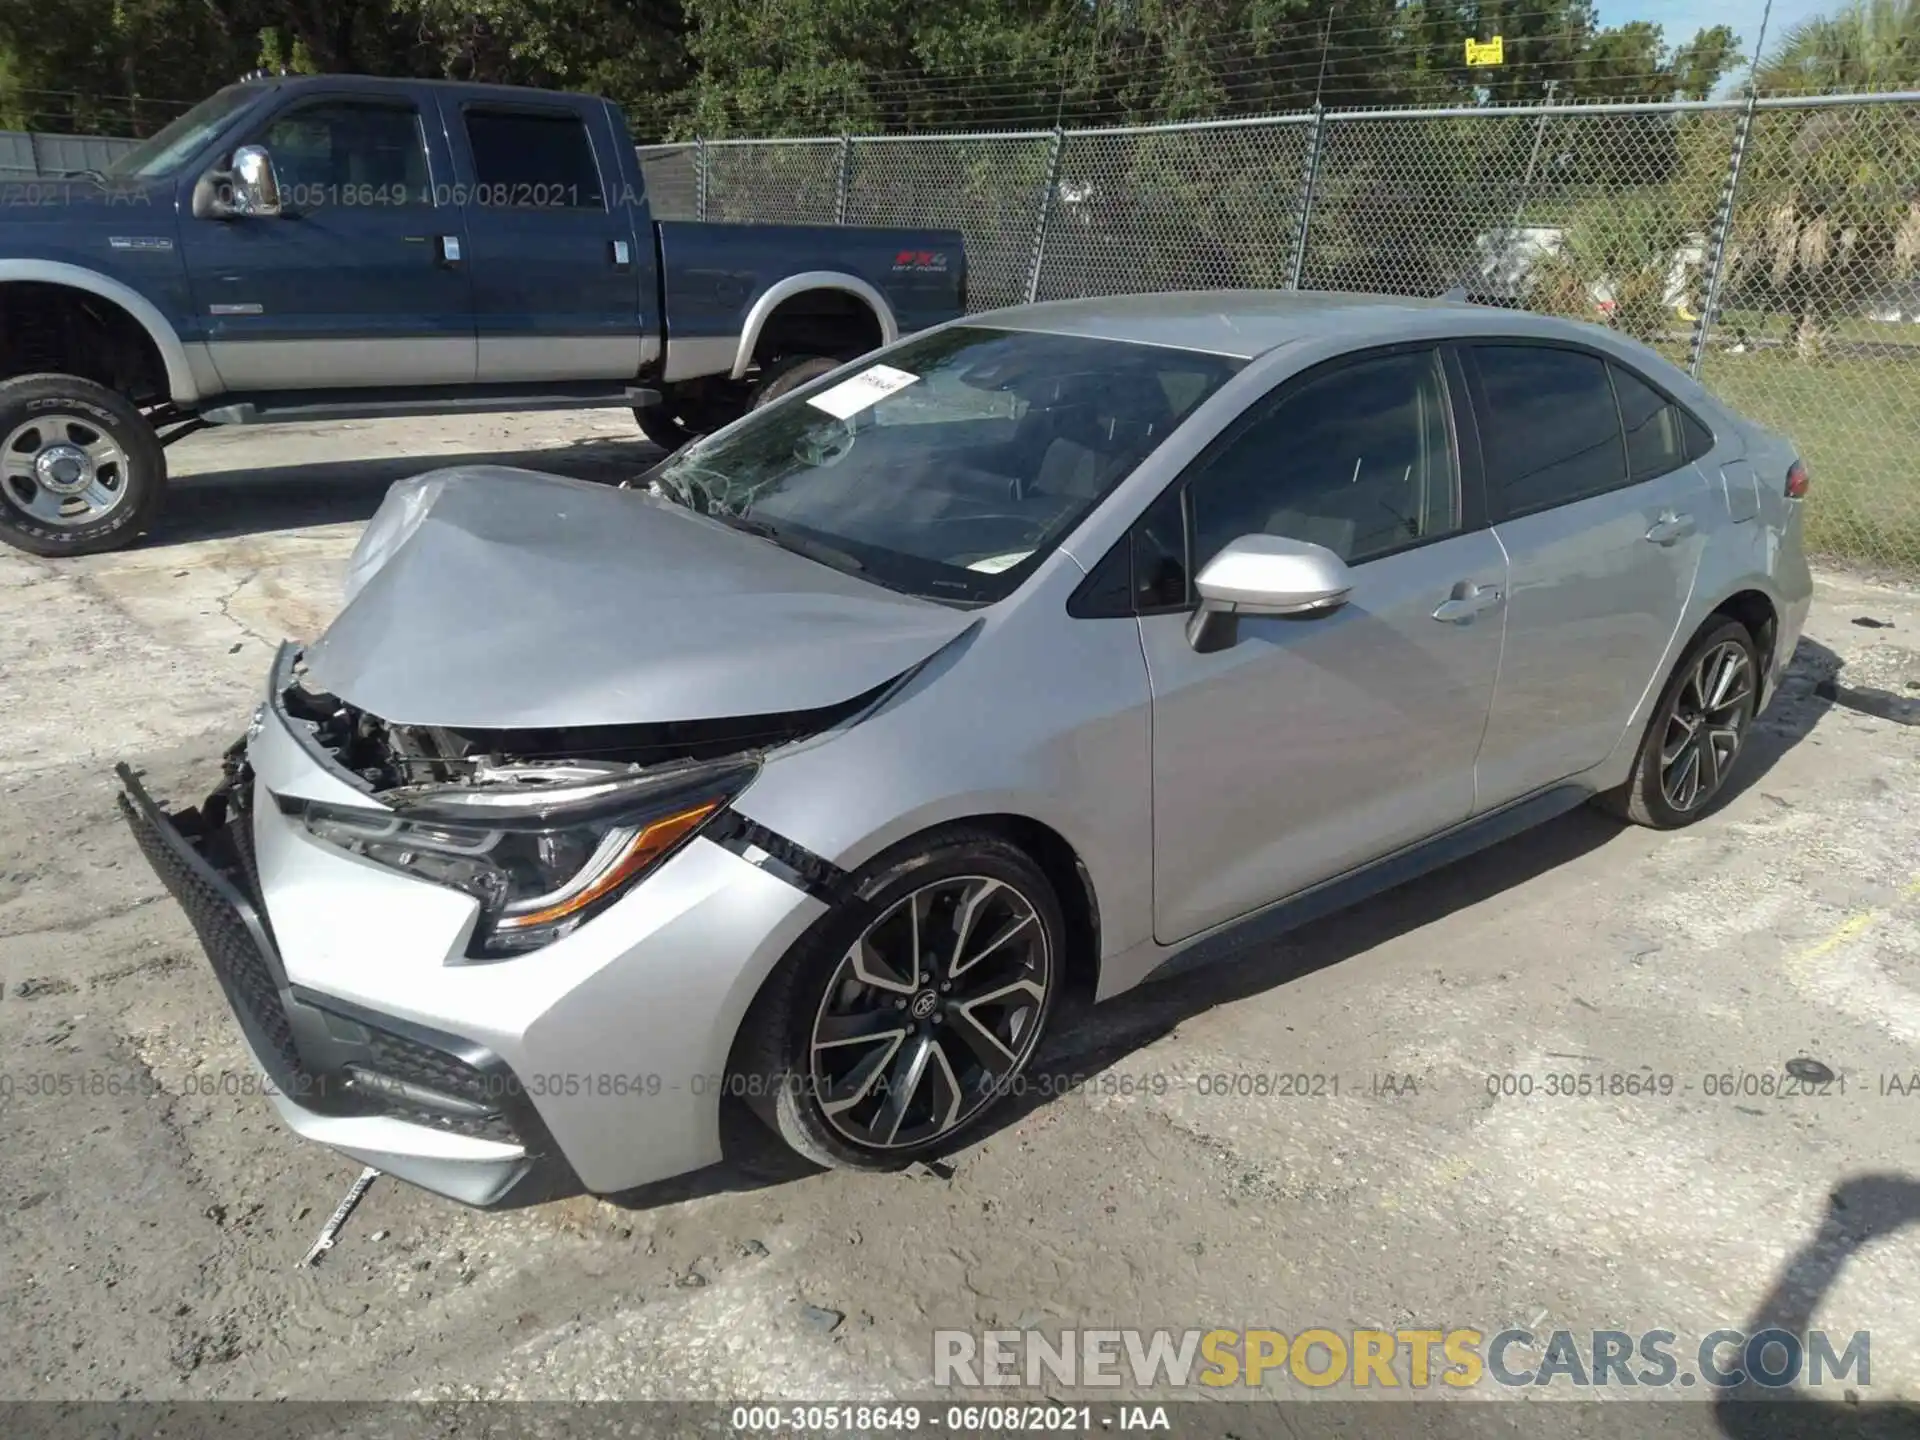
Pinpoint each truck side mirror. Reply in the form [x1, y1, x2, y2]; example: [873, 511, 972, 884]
[191, 144, 284, 220]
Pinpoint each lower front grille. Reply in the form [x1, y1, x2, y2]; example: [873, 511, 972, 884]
[116, 763, 533, 1150]
[117, 772, 305, 1090]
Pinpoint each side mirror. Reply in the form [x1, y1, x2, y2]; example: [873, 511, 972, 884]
[193, 144, 283, 219]
[1187, 533, 1352, 651]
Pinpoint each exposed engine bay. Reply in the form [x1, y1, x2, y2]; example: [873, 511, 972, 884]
[278, 652, 883, 799]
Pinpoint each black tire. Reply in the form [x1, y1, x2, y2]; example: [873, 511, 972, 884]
[749, 354, 841, 410]
[734, 827, 1065, 1172]
[0, 374, 166, 556]
[633, 403, 701, 452]
[1598, 617, 1760, 828]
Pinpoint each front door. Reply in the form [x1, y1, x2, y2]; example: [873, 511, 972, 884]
[441, 100, 645, 383]
[181, 90, 475, 390]
[1142, 346, 1507, 944]
[1464, 343, 1714, 808]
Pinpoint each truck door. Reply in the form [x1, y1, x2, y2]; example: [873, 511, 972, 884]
[437, 96, 646, 383]
[180, 86, 476, 391]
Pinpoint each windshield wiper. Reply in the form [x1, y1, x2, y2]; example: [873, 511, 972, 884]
[717, 512, 866, 574]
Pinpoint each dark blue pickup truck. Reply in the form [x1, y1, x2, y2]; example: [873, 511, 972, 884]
[0, 74, 965, 555]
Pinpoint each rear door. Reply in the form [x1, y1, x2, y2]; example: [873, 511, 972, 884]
[1139, 346, 1507, 943]
[1466, 343, 1715, 807]
[441, 98, 646, 382]
[184, 89, 475, 390]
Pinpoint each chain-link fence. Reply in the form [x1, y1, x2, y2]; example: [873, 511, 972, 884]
[640, 91, 1920, 573]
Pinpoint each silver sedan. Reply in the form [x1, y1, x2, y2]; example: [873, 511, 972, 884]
[119, 291, 1812, 1204]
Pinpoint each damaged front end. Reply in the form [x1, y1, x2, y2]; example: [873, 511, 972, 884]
[269, 643, 880, 958]
[114, 753, 581, 1205]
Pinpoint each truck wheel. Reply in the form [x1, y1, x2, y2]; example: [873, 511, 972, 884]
[633, 403, 704, 453]
[749, 355, 841, 410]
[0, 374, 166, 557]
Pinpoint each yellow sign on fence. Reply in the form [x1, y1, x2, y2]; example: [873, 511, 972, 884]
[1465, 36, 1505, 66]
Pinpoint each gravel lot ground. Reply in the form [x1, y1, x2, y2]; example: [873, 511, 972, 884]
[2, 411, 1918, 1429]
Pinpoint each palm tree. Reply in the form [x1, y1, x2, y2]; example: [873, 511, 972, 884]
[1730, 0, 1920, 354]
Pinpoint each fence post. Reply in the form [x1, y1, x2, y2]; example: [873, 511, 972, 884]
[1688, 94, 1758, 378]
[1287, 106, 1326, 290]
[695, 137, 709, 221]
[1024, 126, 1066, 305]
[834, 135, 852, 225]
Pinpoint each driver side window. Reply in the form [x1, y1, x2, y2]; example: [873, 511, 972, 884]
[1186, 348, 1461, 574]
[259, 101, 431, 205]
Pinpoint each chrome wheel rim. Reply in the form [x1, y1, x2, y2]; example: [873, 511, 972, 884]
[809, 875, 1050, 1151]
[1659, 640, 1753, 812]
[2, 414, 132, 528]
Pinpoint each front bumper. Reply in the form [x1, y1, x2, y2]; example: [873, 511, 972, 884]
[116, 682, 830, 1206]
[117, 763, 574, 1207]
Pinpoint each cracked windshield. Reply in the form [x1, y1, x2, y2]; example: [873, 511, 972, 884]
[649, 325, 1242, 603]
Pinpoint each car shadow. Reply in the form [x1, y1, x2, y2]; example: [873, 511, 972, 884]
[1714, 1172, 1920, 1438]
[140, 433, 660, 549]
[606, 634, 1846, 1210]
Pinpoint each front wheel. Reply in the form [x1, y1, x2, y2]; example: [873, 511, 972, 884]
[735, 829, 1064, 1171]
[749, 354, 841, 410]
[0, 374, 166, 556]
[1600, 617, 1759, 828]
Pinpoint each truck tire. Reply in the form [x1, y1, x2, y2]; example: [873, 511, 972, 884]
[633, 402, 705, 453]
[749, 355, 841, 410]
[0, 374, 166, 557]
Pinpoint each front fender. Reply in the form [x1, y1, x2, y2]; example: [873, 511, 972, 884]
[0, 257, 209, 404]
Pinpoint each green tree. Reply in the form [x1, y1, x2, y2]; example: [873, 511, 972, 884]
[1727, 0, 1920, 354]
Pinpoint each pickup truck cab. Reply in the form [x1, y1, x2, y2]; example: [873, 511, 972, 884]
[0, 74, 965, 555]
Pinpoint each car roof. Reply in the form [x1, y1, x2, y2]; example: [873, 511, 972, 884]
[249, 73, 594, 108]
[968, 289, 1609, 360]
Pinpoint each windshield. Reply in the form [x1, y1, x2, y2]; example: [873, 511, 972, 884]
[103, 85, 262, 179]
[650, 325, 1243, 604]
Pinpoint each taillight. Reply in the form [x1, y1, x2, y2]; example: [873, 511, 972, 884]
[1785, 459, 1810, 499]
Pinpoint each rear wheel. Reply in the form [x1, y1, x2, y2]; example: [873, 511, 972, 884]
[735, 829, 1063, 1172]
[0, 374, 166, 556]
[1600, 617, 1759, 828]
[749, 354, 841, 410]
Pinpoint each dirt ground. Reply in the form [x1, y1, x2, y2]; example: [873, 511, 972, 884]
[2, 410, 1918, 1425]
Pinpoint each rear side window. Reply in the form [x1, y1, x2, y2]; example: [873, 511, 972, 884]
[463, 109, 604, 209]
[1610, 363, 1715, 481]
[1471, 345, 1627, 517]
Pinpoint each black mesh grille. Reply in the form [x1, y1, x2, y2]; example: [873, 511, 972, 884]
[349, 1028, 520, 1144]
[117, 790, 305, 1087]
[118, 768, 531, 1152]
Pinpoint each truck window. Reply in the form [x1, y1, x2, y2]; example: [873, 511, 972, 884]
[463, 109, 605, 210]
[259, 101, 431, 206]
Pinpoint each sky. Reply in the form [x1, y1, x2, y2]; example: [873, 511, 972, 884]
[1597, 0, 1838, 61]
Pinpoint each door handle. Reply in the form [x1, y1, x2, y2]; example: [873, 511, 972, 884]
[1645, 510, 1696, 546]
[404, 235, 462, 266]
[1432, 581, 1504, 624]
[610, 238, 632, 270]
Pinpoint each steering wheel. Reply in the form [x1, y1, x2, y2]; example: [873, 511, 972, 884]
[794, 418, 857, 468]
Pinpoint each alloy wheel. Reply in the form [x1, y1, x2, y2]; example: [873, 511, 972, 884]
[1, 413, 132, 528]
[1658, 639, 1753, 813]
[808, 875, 1051, 1151]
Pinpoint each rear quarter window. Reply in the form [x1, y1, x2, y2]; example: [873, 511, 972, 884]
[1470, 344, 1629, 518]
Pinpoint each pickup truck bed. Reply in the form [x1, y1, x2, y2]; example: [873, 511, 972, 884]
[0, 73, 966, 555]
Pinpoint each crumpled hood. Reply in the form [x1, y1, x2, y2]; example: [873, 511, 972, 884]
[304, 466, 973, 730]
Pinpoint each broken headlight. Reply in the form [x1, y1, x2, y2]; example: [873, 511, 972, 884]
[298, 760, 755, 957]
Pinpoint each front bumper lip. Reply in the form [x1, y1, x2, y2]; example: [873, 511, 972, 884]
[114, 761, 581, 1208]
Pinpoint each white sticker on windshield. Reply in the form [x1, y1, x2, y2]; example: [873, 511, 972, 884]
[806, 363, 920, 420]
[966, 551, 1032, 574]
